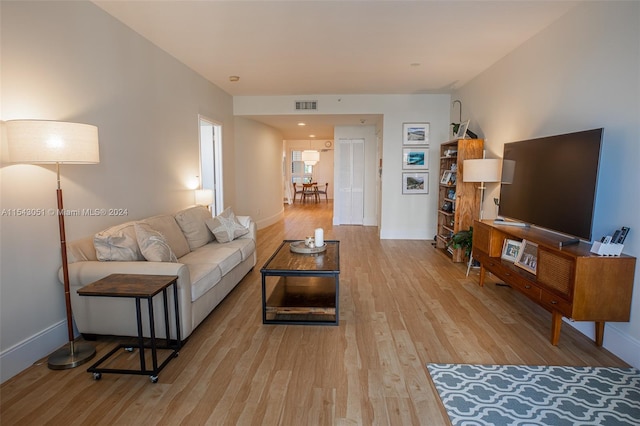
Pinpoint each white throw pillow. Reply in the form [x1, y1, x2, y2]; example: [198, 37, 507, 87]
[94, 222, 145, 261]
[134, 222, 178, 263]
[205, 207, 249, 243]
[174, 206, 214, 251]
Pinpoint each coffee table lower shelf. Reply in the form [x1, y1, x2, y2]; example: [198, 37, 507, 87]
[264, 276, 337, 325]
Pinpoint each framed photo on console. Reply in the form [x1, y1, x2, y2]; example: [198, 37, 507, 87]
[515, 239, 538, 274]
[501, 239, 522, 262]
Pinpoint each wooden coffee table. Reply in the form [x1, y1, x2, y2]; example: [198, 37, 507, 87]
[77, 274, 181, 383]
[261, 240, 340, 325]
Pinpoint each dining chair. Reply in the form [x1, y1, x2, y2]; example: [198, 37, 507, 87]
[316, 183, 329, 202]
[292, 183, 304, 203]
[302, 182, 319, 202]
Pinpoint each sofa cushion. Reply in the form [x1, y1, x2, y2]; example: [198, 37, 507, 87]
[175, 206, 214, 251]
[220, 237, 256, 262]
[205, 207, 249, 243]
[186, 263, 223, 302]
[179, 244, 243, 276]
[143, 214, 191, 258]
[94, 221, 145, 261]
[134, 222, 178, 263]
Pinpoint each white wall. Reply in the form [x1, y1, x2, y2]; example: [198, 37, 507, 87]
[0, 1, 235, 382]
[233, 116, 284, 228]
[234, 94, 452, 239]
[456, 1, 640, 367]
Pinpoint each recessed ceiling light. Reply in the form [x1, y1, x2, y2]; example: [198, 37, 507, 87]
[298, 122, 306, 126]
[229, 75, 240, 82]
[309, 134, 316, 138]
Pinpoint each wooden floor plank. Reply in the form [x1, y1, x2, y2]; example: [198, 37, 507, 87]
[0, 201, 630, 425]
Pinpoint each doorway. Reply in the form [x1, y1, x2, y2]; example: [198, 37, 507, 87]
[199, 115, 223, 214]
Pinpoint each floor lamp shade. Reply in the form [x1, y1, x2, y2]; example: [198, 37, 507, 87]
[5, 119, 99, 370]
[6, 120, 100, 164]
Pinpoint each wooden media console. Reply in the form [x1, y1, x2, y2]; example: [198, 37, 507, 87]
[472, 220, 636, 346]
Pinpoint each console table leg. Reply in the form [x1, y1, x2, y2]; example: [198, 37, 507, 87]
[551, 311, 563, 346]
[595, 322, 605, 347]
[479, 264, 486, 287]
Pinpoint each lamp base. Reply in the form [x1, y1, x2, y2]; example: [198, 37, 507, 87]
[48, 341, 96, 370]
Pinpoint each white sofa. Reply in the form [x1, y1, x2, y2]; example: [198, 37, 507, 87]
[61, 206, 256, 341]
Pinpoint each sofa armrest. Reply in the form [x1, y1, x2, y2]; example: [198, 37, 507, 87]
[236, 215, 256, 241]
[62, 261, 189, 288]
[61, 261, 194, 339]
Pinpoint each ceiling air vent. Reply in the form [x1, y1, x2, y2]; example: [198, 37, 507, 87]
[295, 100, 318, 111]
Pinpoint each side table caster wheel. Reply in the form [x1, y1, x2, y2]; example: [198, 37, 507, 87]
[150, 375, 158, 383]
[93, 372, 102, 380]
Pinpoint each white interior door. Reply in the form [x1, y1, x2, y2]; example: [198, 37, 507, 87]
[337, 138, 364, 225]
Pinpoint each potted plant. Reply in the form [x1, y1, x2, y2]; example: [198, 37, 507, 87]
[447, 227, 473, 259]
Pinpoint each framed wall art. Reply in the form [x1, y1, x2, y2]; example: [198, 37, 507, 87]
[402, 122, 429, 145]
[402, 172, 428, 194]
[402, 148, 429, 169]
[515, 239, 538, 274]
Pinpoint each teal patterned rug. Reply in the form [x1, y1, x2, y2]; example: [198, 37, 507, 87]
[427, 364, 640, 425]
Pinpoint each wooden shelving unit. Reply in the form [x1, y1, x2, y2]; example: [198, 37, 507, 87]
[435, 138, 483, 262]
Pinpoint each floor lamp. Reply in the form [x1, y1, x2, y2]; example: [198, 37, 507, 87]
[6, 120, 100, 369]
[462, 157, 502, 276]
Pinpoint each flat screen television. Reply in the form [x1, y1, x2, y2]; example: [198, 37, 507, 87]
[498, 128, 603, 241]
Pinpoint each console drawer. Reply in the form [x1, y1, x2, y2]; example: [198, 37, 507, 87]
[540, 290, 573, 317]
[509, 277, 542, 301]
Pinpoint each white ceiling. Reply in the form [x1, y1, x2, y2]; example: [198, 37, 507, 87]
[93, 0, 578, 139]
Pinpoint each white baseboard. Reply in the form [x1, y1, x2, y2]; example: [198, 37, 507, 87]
[0, 320, 68, 384]
[255, 210, 283, 230]
[565, 320, 640, 368]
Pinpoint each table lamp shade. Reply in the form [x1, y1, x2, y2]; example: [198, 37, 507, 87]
[195, 189, 213, 206]
[463, 159, 501, 183]
[6, 120, 100, 164]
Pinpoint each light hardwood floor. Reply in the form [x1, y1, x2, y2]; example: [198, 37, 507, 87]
[1, 201, 628, 425]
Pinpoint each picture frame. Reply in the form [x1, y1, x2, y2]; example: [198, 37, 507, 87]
[402, 148, 429, 169]
[440, 170, 454, 185]
[514, 239, 538, 274]
[402, 172, 428, 194]
[403, 122, 429, 145]
[501, 239, 522, 262]
[455, 119, 470, 139]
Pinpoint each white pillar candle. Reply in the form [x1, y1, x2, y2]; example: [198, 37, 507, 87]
[314, 228, 324, 247]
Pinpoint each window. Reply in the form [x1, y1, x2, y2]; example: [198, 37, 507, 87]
[291, 150, 314, 183]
